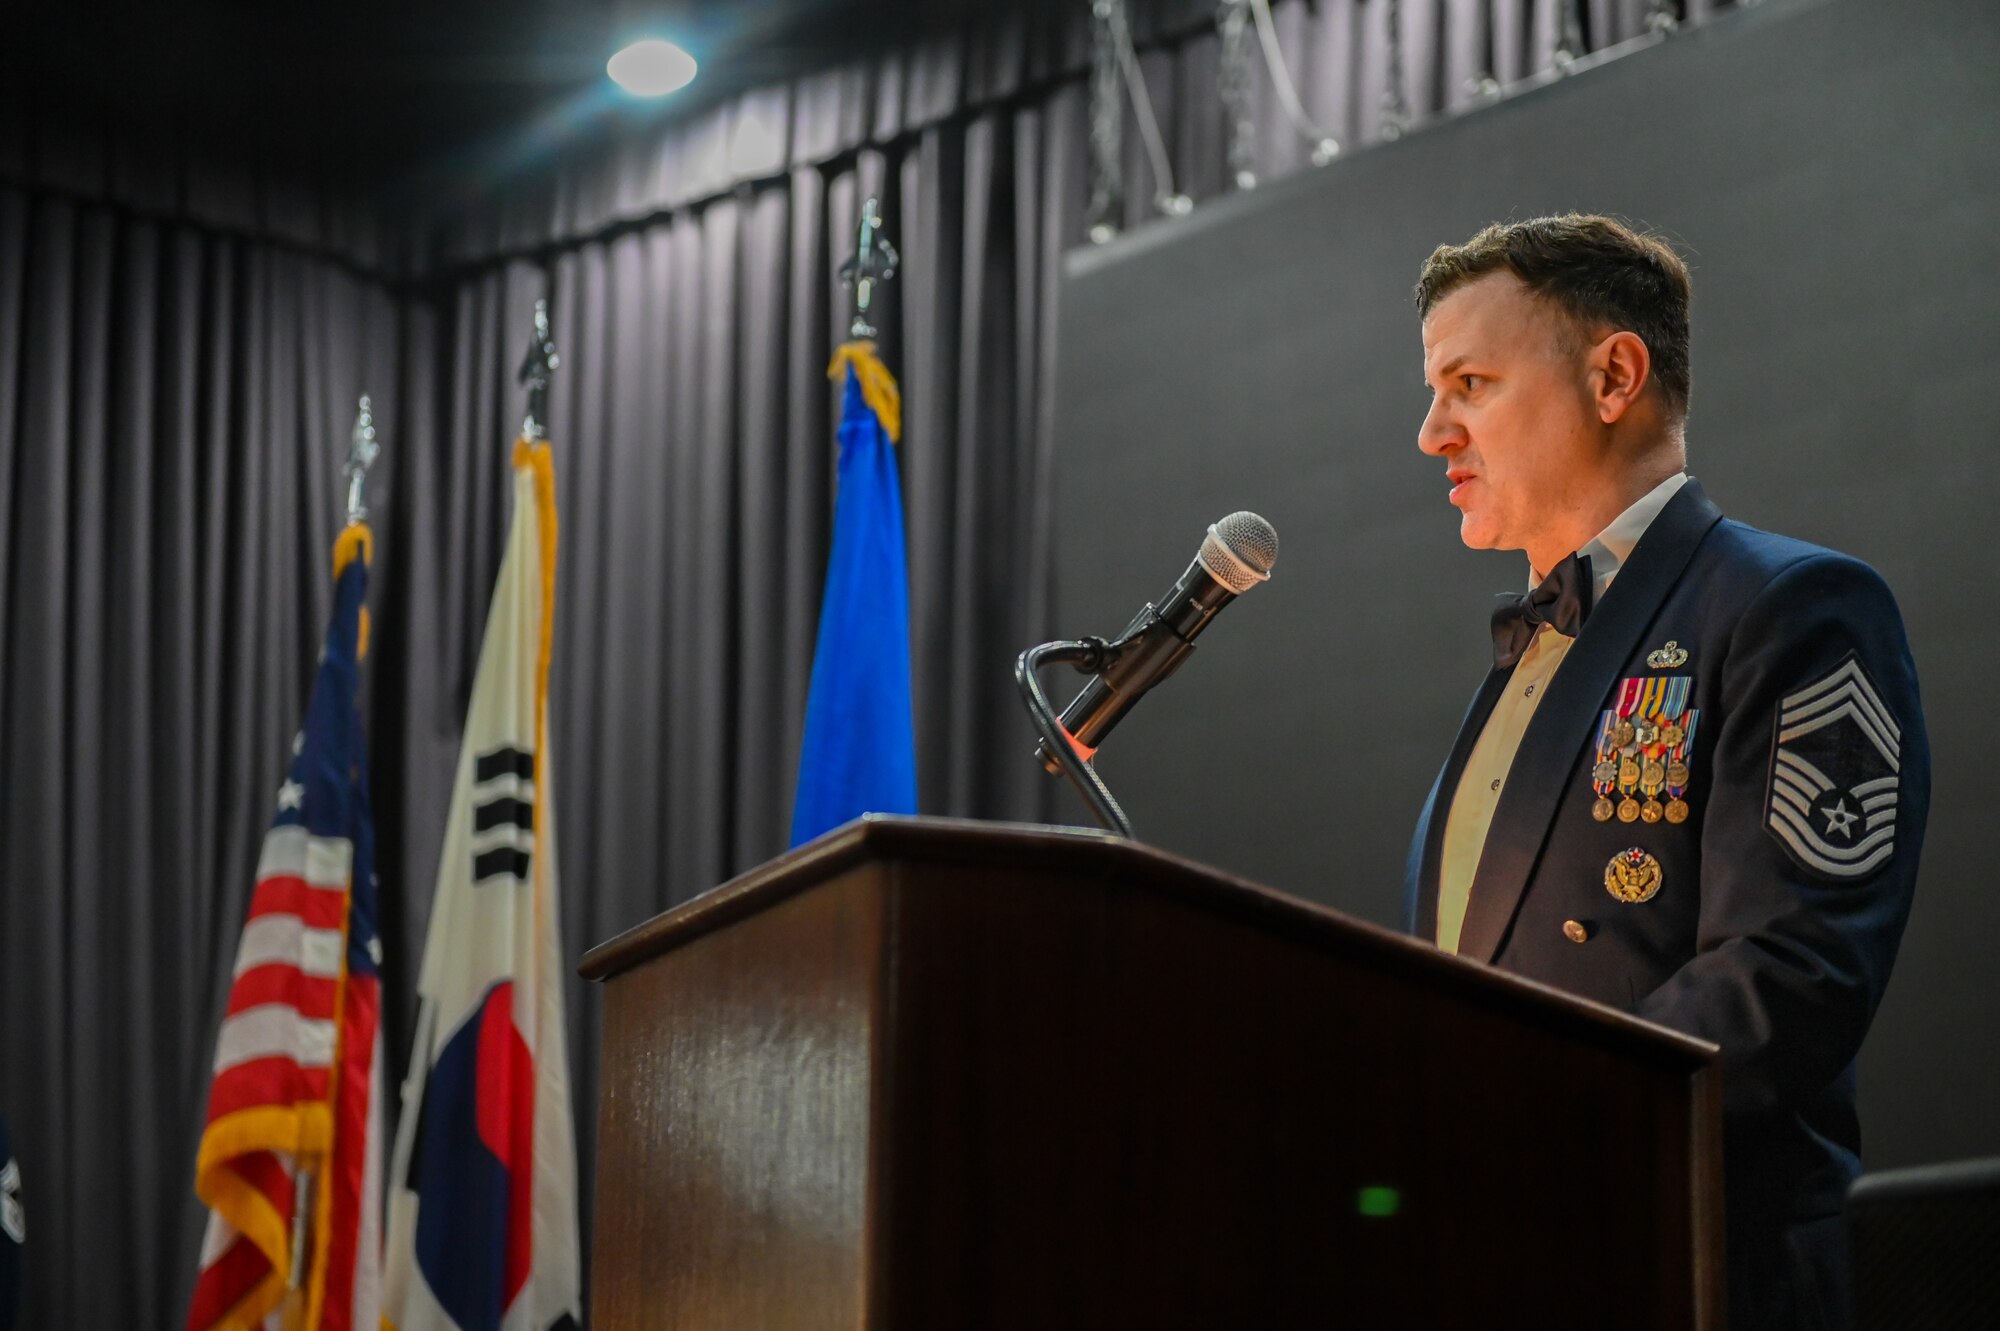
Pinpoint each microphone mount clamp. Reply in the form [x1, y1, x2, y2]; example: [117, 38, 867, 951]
[1015, 634, 1139, 840]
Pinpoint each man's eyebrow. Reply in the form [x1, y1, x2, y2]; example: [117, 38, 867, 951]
[1424, 354, 1470, 385]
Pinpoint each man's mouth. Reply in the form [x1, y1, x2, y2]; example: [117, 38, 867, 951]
[1447, 469, 1477, 503]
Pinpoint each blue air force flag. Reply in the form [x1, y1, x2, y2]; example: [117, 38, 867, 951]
[789, 341, 919, 846]
[383, 440, 580, 1331]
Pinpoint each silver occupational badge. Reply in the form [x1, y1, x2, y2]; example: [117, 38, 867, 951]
[1767, 653, 1901, 880]
[1646, 640, 1691, 669]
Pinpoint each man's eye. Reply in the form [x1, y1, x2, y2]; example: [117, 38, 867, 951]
[1462, 374, 1483, 391]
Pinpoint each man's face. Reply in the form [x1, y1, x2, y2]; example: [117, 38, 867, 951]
[1419, 272, 1602, 564]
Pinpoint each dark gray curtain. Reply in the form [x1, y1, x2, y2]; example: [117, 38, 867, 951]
[0, 2, 1738, 1326]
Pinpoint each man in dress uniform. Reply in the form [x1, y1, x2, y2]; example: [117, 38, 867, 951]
[1404, 214, 1928, 1329]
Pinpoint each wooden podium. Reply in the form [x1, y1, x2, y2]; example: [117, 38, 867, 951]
[580, 816, 1722, 1329]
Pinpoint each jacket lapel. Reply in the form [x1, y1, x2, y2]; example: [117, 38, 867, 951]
[1410, 665, 1514, 941]
[1455, 479, 1725, 964]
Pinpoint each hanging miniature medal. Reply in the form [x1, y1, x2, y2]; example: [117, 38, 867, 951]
[1610, 677, 1641, 752]
[1635, 710, 1660, 749]
[1590, 710, 1620, 822]
[1634, 678, 1661, 821]
[1613, 678, 1644, 821]
[1664, 709, 1700, 824]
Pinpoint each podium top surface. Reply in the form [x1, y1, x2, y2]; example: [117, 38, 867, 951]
[578, 815, 1716, 1069]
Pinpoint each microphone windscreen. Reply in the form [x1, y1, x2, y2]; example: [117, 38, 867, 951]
[1199, 511, 1279, 592]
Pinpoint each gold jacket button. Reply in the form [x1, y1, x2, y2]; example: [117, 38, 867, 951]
[1563, 919, 1589, 944]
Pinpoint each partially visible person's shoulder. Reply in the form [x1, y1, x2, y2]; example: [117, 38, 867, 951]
[1705, 515, 1878, 580]
[1687, 515, 1910, 668]
[1694, 515, 1899, 610]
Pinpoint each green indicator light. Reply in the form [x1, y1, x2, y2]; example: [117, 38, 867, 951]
[1356, 1186, 1401, 1217]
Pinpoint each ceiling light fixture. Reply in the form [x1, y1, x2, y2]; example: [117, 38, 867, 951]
[607, 39, 698, 98]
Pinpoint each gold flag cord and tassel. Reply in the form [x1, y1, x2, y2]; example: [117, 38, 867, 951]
[827, 341, 902, 443]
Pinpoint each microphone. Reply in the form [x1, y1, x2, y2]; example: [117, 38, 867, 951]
[1039, 511, 1278, 774]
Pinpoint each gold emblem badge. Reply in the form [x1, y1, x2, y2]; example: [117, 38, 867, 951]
[1646, 640, 1690, 669]
[1605, 847, 1664, 903]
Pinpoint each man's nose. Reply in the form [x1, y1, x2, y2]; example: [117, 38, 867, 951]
[1418, 395, 1462, 456]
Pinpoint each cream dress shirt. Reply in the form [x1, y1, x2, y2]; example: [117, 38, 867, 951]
[1434, 472, 1690, 954]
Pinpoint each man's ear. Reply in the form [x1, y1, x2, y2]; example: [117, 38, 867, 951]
[1591, 330, 1653, 425]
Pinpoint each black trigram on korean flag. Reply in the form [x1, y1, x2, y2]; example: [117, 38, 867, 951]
[472, 744, 535, 884]
[1767, 654, 1901, 880]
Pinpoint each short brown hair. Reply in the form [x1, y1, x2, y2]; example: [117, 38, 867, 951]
[1415, 213, 1692, 422]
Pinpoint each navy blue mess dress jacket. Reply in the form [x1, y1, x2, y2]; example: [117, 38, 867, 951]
[1405, 479, 1929, 1311]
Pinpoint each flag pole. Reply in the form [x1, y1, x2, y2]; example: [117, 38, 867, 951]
[343, 394, 381, 526]
[517, 298, 560, 441]
[840, 198, 898, 340]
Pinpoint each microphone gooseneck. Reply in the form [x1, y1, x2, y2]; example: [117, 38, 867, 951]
[1023, 512, 1278, 805]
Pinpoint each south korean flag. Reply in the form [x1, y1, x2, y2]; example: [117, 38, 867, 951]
[1767, 653, 1902, 880]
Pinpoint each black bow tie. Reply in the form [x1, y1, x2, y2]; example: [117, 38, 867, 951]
[1491, 552, 1594, 670]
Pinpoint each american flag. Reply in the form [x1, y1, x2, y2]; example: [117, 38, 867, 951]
[187, 524, 383, 1331]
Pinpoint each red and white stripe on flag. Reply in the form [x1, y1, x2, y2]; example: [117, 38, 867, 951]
[188, 526, 381, 1331]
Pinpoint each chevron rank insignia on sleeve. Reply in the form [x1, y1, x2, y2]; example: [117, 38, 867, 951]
[1766, 653, 1902, 880]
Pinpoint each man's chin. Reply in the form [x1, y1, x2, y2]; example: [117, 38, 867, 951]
[1458, 513, 1505, 552]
